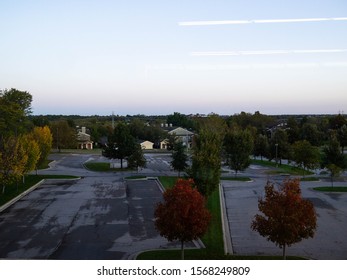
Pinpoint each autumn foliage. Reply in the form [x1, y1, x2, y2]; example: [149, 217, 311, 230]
[251, 179, 317, 259]
[154, 178, 211, 259]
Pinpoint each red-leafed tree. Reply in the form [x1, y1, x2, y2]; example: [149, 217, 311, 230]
[251, 179, 317, 259]
[154, 178, 211, 259]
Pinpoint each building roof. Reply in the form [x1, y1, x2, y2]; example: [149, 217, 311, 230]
[167, 127, 194, 136]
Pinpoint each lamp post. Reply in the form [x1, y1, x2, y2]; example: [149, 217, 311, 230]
[275, 143, 278, 167]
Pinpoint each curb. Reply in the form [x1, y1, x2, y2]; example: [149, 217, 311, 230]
[0, 179, 45, 213]
[219, 183, 234, 255]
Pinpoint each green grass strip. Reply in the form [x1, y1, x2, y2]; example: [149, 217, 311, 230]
[220, 176, 252, 181]
[84, 162, 133, 172]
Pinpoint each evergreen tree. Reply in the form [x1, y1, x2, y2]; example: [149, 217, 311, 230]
[103, 122, 136, 169]
[127, 144, 146, 171]
[171, 141, 188, 177]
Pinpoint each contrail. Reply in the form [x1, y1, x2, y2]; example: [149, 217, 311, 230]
[179, 17, 347, 26]
[191, 49, 347, 56]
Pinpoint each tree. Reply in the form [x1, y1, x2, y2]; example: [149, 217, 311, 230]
[127, 144, 146, 171]
[321, 134, 347, 187]
[269, 129, 291, 165]
[251, 179, 317, 259]
[50, 120, 77, 150]
[1, 88, 32, 115]
[292, 140, 320, 176]
[21, 134, 41, 183]
[224, 128, 253, 176]
[171, 141, 188, 177]
[190, 115, 226, 196]
[0, 88, 33, 136]
[32, 126, 53, 172]
[154, 179, 211, 259]
[0, 136, 28, 194]
[190, 130, 223, 196]
[337, 124, 347, 153]
[253, 134, 269, 161]
[286, 117, 300, 144]
[103, 122, 136, 169]
[167, 112, 194, 129]
[301, 123, 322, 146]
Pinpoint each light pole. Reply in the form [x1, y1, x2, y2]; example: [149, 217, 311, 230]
[275, 143, 278, 167]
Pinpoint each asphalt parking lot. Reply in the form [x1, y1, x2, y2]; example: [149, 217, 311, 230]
[223, 178, 347, 259]
[0, 177, 187, 259]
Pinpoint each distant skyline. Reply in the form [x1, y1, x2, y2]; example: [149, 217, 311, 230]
[1, 0, 346, 115]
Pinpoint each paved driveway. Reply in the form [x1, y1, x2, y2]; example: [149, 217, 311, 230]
[223, 178, 347, 259]
[0, 176, 185, 259]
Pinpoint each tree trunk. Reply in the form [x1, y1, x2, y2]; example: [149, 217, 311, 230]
[181, 240, 185, 260]
[282, 244, 286, 260]
[120, 158, 123, 169]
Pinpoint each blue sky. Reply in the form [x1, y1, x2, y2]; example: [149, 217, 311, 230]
[1, 0, 346, 115]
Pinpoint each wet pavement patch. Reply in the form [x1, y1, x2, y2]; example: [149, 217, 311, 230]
[0, 178, 187, 259]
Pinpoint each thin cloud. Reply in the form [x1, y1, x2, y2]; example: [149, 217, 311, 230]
[191, 49, 347, 56]
[179, 17, 347, 26]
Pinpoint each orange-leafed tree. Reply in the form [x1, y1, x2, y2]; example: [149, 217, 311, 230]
[154, 178, 211, 259]
[251, 179, 317, 259]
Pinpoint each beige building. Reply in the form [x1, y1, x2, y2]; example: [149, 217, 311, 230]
[140, 140, 154, 150]
[160, 127, 194, 150]
[77, 127, 93, 150]
[168, 127, 194, 149]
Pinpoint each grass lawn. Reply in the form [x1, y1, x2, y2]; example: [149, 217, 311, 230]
[124, 175, 147, 180]
[300, 177, 321, 182]
[0, 174, 79, 207]
[251, 159, 314, 176]
[313, 186, 347, 192]
[220, 176, 252, 181]
[84, 162, 133, 172]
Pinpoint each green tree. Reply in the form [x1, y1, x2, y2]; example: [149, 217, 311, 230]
[167, 112, 194, 129]
[50, 120, 77, 150]
[171, 141, 188, 177]
[127, 144, 146, 171]
[224, 128, 254, 176]
[1, 88, 32, 115]
[321, 134, 347, 187]
[286, 117, 300, 144]
[269, 129, 291, 165]
[301, 123, 321, 146]
[337, 124, 347, 153]
[251, 179, 317, 259]
[292, 140, 320, 176]
[103, 122, 136, 169]
[190, 115, 226, 196]
[253, 134, 269, 161]
[0, 88, 33, 136]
